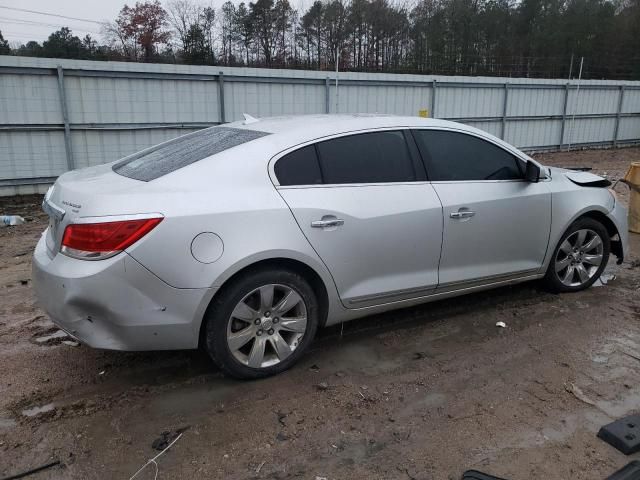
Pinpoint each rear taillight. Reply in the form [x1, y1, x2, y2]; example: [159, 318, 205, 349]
[61, 217, 162, 260]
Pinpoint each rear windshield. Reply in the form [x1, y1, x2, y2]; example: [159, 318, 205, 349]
[113, 126, 270, 181]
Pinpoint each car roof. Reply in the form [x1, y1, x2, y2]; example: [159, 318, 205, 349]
[229, 114, 474, 140]
[221, 114, 531, 163]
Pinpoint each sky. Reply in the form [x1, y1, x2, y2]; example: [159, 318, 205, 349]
[0, 0, 311, 45]
[0, 1, 123, 44]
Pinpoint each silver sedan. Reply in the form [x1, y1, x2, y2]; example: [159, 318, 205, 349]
[33, 115, 628, 378]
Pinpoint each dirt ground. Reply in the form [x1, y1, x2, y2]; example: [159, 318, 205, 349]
[1, 147, 640, 480]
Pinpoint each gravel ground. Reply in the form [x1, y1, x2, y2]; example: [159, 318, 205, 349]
[1, 147, 640, 480]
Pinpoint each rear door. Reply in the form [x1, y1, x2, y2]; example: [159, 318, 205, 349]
[412, 128, 551, 289]
[274, 130, 443, 308]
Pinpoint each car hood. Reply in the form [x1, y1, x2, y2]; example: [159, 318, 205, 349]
[548, 167, 611, 188]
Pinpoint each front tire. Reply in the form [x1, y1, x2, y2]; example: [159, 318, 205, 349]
[204, 268, 319, 379]
[543, 217, 610, 293]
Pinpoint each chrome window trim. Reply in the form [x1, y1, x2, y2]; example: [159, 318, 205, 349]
[268, 125, 547, 188]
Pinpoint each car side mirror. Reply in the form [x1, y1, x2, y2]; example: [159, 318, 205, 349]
[525, 161, 541, 183]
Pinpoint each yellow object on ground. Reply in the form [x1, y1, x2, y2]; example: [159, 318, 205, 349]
[624, 162, 640, 233]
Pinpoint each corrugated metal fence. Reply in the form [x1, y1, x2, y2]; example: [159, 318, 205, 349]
[2, 55, 640, 195]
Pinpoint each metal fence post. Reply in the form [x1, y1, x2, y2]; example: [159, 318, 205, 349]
[325, 77, 330, 114]
[431, 79, 437, 118]
[218, 71, 226, 123]
[613, 85, 625, 147]
[559, 83, 570, 149]
[56, 66, 74, 171]
[501, 82, 509, 140]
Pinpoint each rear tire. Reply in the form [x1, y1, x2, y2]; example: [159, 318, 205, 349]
[543, 217, 610, 293]
[204, 268, 319, 379]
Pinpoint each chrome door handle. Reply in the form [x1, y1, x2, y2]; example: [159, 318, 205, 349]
[311, 218, 344, 228]
[450, 211, 475, 219]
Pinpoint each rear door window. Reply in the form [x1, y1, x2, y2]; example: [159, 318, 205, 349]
[113, 126, 270, 181]
[316, 131, 416, 184]
[274, 145, 323, 186]
[412, 130, 523, 181]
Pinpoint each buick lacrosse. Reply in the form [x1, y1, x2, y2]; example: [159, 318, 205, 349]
[34, 115, 628, 378]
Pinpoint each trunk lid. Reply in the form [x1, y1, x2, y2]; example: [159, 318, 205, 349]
[43, 164, 144, 256]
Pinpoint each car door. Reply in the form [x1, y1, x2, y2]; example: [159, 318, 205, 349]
[412, 128, 552, 290]
[273, 130, 444, 308]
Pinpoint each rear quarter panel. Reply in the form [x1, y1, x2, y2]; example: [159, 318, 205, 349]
[122, 145, 341, 316]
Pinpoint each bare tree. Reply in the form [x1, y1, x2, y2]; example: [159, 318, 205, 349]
[167, 0, 201, 51]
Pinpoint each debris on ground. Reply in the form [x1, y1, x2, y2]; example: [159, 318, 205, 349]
[462, 470, 510, 480]
[131, 432, 185, 480]
[276, 410, 287, 426]
[315, 382, 329, 391]
[0, 459, 60, 479]
[151, 427, 190, 451]
[597, 415, 640, 455]
[496, 321, 507, 328]
[34, 330, 70, 346]
[564, 382, 597, 406]
[412, 351, 430, 360]
[21, 403, 56, 418]
[594, 272, 617, 287]
[0, 215, 25, 227]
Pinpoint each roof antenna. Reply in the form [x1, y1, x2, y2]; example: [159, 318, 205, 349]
[242, 113, 259, 125]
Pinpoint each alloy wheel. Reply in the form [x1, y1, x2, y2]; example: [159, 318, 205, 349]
[555, 228, 604, 287]
[226, 284, 308, 368]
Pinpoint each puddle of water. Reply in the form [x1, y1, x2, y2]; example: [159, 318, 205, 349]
[21, 403, 56, 417]
[395, 392, 447, 420]
[35, 330, 69, 343]
[314, 341, 405, 376]
[511, 410, 609, 449]
[147, 381, 237, 418]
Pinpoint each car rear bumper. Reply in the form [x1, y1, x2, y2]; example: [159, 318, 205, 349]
[32, 233, 213, 351]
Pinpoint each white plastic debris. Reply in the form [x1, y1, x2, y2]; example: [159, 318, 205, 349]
[34, 330, 68, 343]
[593, 272, 616, 287]
[495, 321, 507, 328]
[1, 215, 25, 227]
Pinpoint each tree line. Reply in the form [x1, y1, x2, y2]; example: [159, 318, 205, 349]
[1, 0, 639, 79]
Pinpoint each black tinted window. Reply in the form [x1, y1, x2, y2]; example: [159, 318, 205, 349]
[113, 126, 270, 181]
[316, 131, 415, 184]
[413, 130, 523, 181]
[275, 145, 323, 186]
